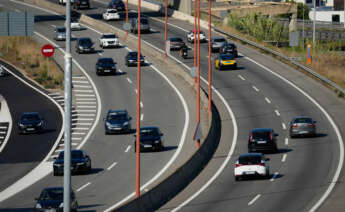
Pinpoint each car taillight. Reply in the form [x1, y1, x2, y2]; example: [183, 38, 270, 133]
[292, 123, 298, 128]
[249, 133, 253, 142]
[236, 163, 242, 168]
[270, 132, 273, 141]
[308, 124, 314, 127]
[259, 163, 265, 167]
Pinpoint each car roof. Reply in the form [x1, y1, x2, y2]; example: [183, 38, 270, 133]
[79, 37, 91, 41]
[251, 128, 273, 133]
[293, 116, 312, 119]
[219, 54, 234, 59]
[42, 187, 63, 191]
[22, 112, 39, 115]
[108, 109, 127, 114]
[212, 36, 225, 40]
[239, 153, 263, 158]
[140, 126, 159, 130]
[98, 57, 113, 61]
[56, 26, 65, 29]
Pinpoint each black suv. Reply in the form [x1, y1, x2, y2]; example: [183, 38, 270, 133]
[96, 58, 117, 76]
[18, 112, 44, 134]
[104, 110, 132, 134]
[34, 187, 78, 212]
[76, 37, 94, 54]
[125, 51, 145, 67]
[53, 150, 91, 176]
[248, 128, 278, 153]
[73, 0, 90, 9]
[108, 0, 125, 11]
[219, 43, 238, 57]
[134, 127, 164, 152]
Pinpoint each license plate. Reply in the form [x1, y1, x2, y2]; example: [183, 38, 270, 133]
[257, 141, 266, 144]
[27, 128, 35, 131]
[300, 131, 309, 134]
[244, 171, 255, 175]
[82, 2, 87, 4]
[44, 209, 56, 212]
[144, 145, 152, 148]
[104, 70, 110, 72]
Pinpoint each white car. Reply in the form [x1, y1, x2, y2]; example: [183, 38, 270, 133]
[99, 33, 120, 48]
[187, 30, 206, 43]
[234, 153, 270, 181]
[65, 18, 82, 31]
[59, 0, 66, 4]
[102, 9, 120, 21]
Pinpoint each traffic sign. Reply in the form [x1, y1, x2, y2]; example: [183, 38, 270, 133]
[41, 44, 55, 58]
[193, 122, 203, 141]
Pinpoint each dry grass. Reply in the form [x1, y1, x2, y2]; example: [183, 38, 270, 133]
[0, 36, 63, 90]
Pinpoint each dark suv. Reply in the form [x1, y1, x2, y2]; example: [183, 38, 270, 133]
[53, 150, 91, 176]
[73, 0, 90, 9]
[134, 127, 164, 152]
[96, 58, 117, 76]
[108, 0, 125, 11]
[219, 43, 238, 57]
[76, 37, 94, 54]
[248, 128, 278, 153]
[18, 112, 44, 134]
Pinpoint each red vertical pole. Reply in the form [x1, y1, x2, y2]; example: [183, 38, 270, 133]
[136, 0, 141, 198]
[208, 0, 212, 116]
[194, 0, 197, 68]
[164, 0, 168, 58]
[196, 0, 200, 148]
[125, 0, 129, 40]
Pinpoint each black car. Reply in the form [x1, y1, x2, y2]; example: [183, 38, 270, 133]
[34, 187, 78, 212]
[53, 150, 91, 176]
[168, 37, 186, 50]
[108, 0, 125, 11]
[104, 110, 132, 134]
[134, 127, 164, 152]
[219, 43, 238, 57]
[248, 128, 278, 153]
[73, 0, 90, 9]
[96, 58, 117, 76]
[76, 37, 94, 54]
[125, 51, 145, 67]
[18, 112, 44, 134]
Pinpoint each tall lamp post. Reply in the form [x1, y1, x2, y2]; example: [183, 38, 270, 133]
[313, 0, 316, 43]
[196, 0, 201, 148]
[208, 0, 212, 116]
[164, 0, 168, 58]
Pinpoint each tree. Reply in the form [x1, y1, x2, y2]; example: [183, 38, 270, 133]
[297, 3, 309, 20]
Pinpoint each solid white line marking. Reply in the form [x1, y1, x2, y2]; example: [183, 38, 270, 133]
[118, 69, 123, 73]
[135, 89, 137, 93]
[140, 102, 143, 108]
[73, 127, 89, 130]
[77, 182, 91, 192]
[77, 105, 96, 108]
[282, 123, 286, 130]
[72, 80, 89, 84]
[282, 154, 287, 162]
[74, 90, 93, 93]
[238, 75, 245, 81]
[76, 102, 96, 105]
[75, 110, 96, 113]
[51, 24, 56, 28]
[0, 127, 7, 129]
[0, 136, 5, 139]
[52, 96, 64, 99]
[140, 114, 144, 121]
[248, 194, 261, 205]
[55, 149, 64, 152]
[74, 85, 92, 88]
[125, 145, 131, 153]
[98, 52, 103, 56]
[71, 137, 82, 141]
[73, 118, 94, 121]
[76, 114, 96, 117]
[270, 172, 279, 182]
[127, 78, 132, 83]
[285, 138, 289, 146]
[76, 98, 96, 101]
[107, 162, 118, 171]
[252, 86, 259, 92]
[275, 110, 280, 116]
[48, 92, 61, 96]
[56, 99, 64, 102]
[0, 132, 6, 135]
[72, 76, 86, 79]
[74, 123, 92, 126]
[265, 97, 271, 104]
[75, 94, 95, 97]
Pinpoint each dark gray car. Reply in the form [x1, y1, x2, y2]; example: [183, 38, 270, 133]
[130, 17, 150, 34]
[211, 36, 227, 52]
[76, 37, 94, 54]
[54, 26, 66, 41]
[104, 110, 132, 134]
[289, 116, 316, 138]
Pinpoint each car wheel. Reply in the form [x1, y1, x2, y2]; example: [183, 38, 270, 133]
[53, 170, 58, 176]
[235, 176, 240, 181]
[266, 170, 270, 179]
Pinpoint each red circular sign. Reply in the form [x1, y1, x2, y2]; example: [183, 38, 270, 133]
[41, 44, 55, 57]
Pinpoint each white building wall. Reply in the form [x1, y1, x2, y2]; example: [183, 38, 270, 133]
[325, 0, 334, 7]
[309, 10, 345, 23]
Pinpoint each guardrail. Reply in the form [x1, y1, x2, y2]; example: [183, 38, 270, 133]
[213, 27, 345, 96]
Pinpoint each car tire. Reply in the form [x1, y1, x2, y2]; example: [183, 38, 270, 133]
[266, 170, 270, 179]
[235, 176, 240, 181]
[53, 170, 58, 176]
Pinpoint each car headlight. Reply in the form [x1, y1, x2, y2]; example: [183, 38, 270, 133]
[128, 59, 134, 62]
[106, 122, 112, 127]
[79, 46, 84, 49]
[54, 163, 62, 167]
[37, 121, 42, 126]
[77, 162, 85, 165]
[59, 202, 64, 208]
[123, 122, 129, 126]
[35, 203, 42, 209]
[19, 123, 24, 127]
[155, 140, 160, 144]
[112, 66, 116, 69]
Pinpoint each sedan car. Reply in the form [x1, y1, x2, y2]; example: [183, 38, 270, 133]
[69, 18, 82, 31]
[187, 29, 207, 43]
[73, 0, 90, 9]
[53, 150, 91, 176]
[234, 153, 270, 181]
[134, 127, 164, 152]
[103, 8, 120, 21]
[125, 51, 145, 67]
[130, 17, 150, 34]
[108, 0, 126, 11]
[219, 43, 238, 57]
[34, 187, 78, 212]
[96, 58, 117, 75]
[99, 33, 120, 48]
[104, 110, 132, 134]
[76, 37, 94, 54]
[289, 116, 316, 138]
[215, 54, 237, 70]
[211, 36, 227, 52]
[248, 128, 278, 153]
[18, 112, 44, 134]
[54, 26, 66, 41]
[168, 37, 186, 50]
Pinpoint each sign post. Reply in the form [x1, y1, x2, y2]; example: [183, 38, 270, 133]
[41, 44, 55, 77]
[307, 43, 311, 64]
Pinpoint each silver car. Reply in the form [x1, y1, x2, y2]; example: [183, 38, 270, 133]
[54, 26, 66, 41]
[289, 116, 316, 138]
[130, 17, 150, 34]
[211, 36, 227, 53]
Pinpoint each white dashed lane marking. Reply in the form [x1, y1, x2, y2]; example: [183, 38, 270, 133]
[252, 86, 259, 92]
[285, 138, 289, 146]
[265, 97, 271, 104]
[238, 75, 245, 81]
[140, 114, 144, 121]
[248, 194, 261, 205]
[274, 110, 280, 116]
[140, 102, 143, 108]
[270, 172, 279, 182]
[282, 123, 286, 130]
[127, 78, 132, 83]
[77, 182, 91, 192]
[125, 145, 131, 153]
[107, 162, 118, 171]
[282, 154, 287, 162]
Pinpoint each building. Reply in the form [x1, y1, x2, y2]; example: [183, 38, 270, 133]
[309, 7, 345, 23]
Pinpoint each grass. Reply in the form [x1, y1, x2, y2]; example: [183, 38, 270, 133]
[0, 36, 63, 90]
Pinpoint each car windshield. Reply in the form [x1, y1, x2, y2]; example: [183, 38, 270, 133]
[214, 38, 226, 42]
[294, 118, 313, 123]
[170, 38, 183, 42]
[220, 55, 234, 60]
[252, 132, 271, 140]
[108, 113, 127, 120]
[102, 34, 117, 39]
[140, 128, 159, 136]
[140, 19, 148, 24]
[57, 28, 66, 33]
[80, 39, 92, 45]
[40, 189, 63, 200]
[58, 151, 83, 159]
[128, 52, 143, 58]
[71, 19, 78, 23]
[239, 156, 262, 165]
[107, 10, 117, 13]
[99, 58, 114, 64]
[21, 114, 40, 122]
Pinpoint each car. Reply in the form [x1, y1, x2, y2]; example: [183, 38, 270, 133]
[66, 18, 82, 31]
[219, 43, 238, 57]
[73, 0, 90, 9]
[108, 0, 126, 11]
[215, 54, 237, 70]
[125, 51, 145, 67]
[130, 17, 150, 34]
[34, 187, 78, 212]
[248, 128, 278, 153]
[168, 37, 186, 50]
[0, 65, 8, 77]
[187, 29, 207, 43]
[96, 58, 117, 76]
[54, 26, 66, 41]
[58, 0, 67, 5]
[76, 37, 94, 54]
[234, 153, 270, 181]
[211, 36, 227, 53]
[18, 112, 44, 134]
[289, 116, 316, 138]
[104, 110, 132, 134]
[53, 150, 91, 176]
[99, 33, 120, 48]
[134, 127, 164, 152]
[103, 8, 120, 21]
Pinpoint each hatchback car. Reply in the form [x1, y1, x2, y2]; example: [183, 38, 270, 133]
[73, 0, 90, 9]
[53, 150, 91, 176]
[108, 0, 126, 11]
[168, 37, 186, 50]
[289, 116, 316, 138]
[234, 153, 270, 181]
[134, 127, 164, 152]
[76, 37, 94, 54]
[68, 18, 82, 31]
[219, 43, 238, 57]
[104, 110, 132, 134]
[96, 58, 117, 75]
[54, 26, 66, 41]
[18, 112, 44, 134]
[125, 51, 145, 66]
[211, 36, 227, 52]
[34, 187, 78, 212]
[103, 8, 120, 21]
[130, 17, 150, 34]
[215, 54, 237, 70]
[248, 128, 278, 153]
[187, 29, 207, 43]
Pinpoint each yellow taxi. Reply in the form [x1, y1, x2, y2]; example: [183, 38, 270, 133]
[215, 54, 237, 70]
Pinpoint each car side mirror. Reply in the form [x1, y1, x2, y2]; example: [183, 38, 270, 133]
[274, 133, 279, 137]
[160, 133, 164, 136]
[265, 158, 270, 161]
[34, 197, 38, 201]
[129, 117, 132, 120]
[52, 156, 58, 160]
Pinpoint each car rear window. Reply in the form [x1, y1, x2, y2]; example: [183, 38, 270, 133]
[170, 38, 183, 42]
[57, 28, 66, 33]
[294, 118, 313, 123]
[140, 128, 159, 136]
[252, 132, 271, 140]
[102, 34, 117, 39]
[239, 156, 261, 165]
[21, 114, 40, 121]
[214, 38, 225, 42]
